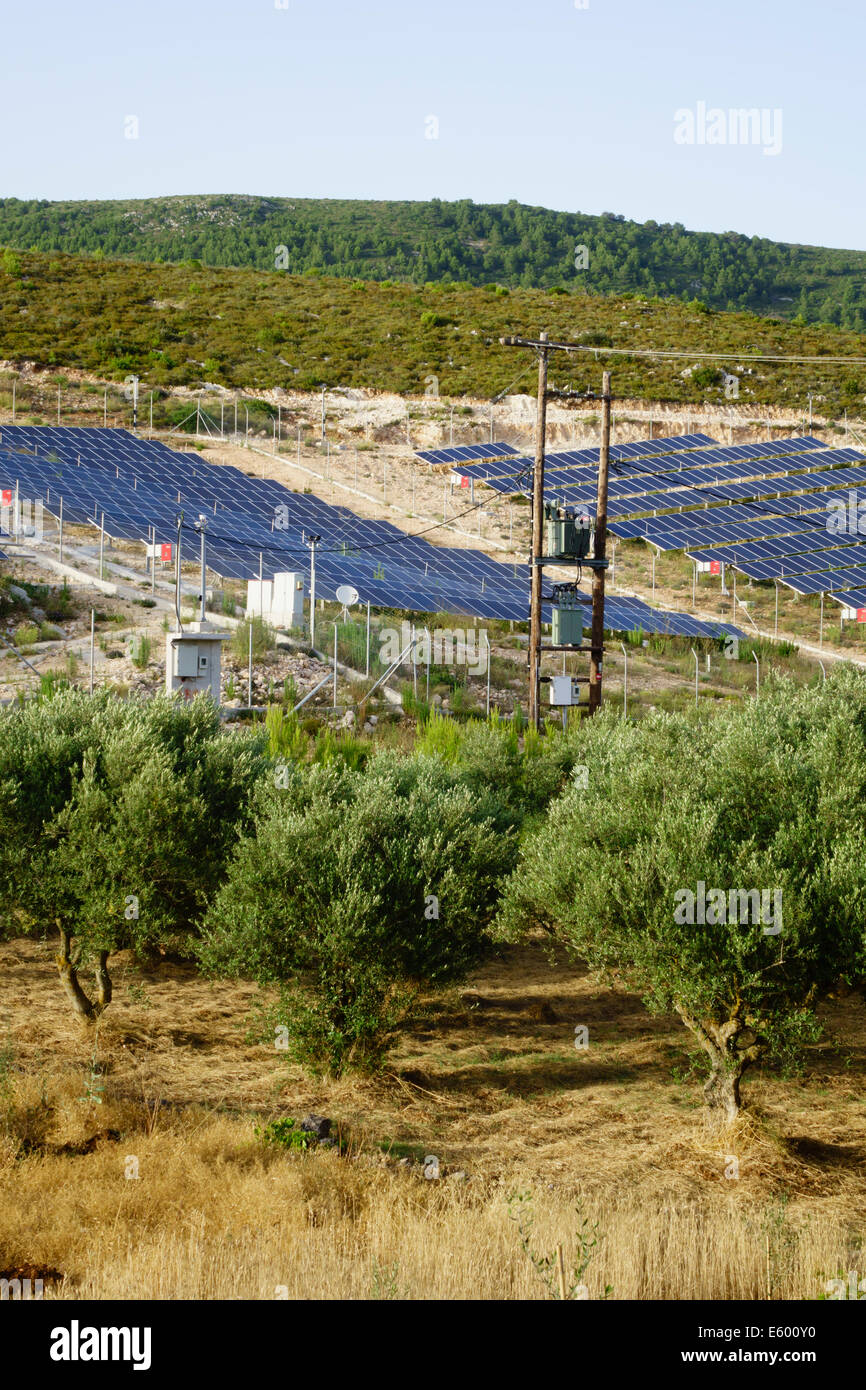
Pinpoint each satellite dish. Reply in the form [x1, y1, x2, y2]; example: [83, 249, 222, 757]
[336, 584, 359, 608]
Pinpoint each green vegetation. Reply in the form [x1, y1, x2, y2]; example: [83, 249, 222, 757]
[1, 672, 864, 1125]
[500, 670, 866, 1119]
[2, 194, 865, 327]
[254, 1117, 317, 1152]
[199, 753, 517, 1076]
[130, 633, 152, 669]
[231, 615, 275, 663]
[0, 691, 267, 1019]
[3, 247, 866, 408]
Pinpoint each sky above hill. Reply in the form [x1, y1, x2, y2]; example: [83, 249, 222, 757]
[3, 0, 862, 250]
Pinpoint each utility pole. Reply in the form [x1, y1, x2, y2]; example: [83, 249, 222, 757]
[194, 514, 208, 621]
[528, 332, 549, 729]
[321, 384, 327, 443]
[588, 371, 611, 714]
[500, 332, 611, 725]
[308, 534, 321, 647]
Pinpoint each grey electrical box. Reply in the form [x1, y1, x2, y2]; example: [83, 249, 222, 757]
[549, 676, 581, 707]
[165, 621, 230, 703]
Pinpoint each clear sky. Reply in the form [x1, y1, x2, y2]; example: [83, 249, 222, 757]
[2, 0, 862, 249]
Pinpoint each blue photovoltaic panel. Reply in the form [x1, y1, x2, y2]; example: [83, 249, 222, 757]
[0, 427, 741, 638]
[413, 441, 520, 466]
[831, 590, 866, 611]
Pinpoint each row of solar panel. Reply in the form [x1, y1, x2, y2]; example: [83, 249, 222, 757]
[454, 435, 828, 490]
[461, 446, 866, 517]
[0, 427, 741, 638]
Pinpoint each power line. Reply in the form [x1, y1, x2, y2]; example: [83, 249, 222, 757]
[501, 334, 866, 367]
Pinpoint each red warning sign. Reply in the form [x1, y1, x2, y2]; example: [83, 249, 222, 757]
[459, 475, 469, 489]
[160, 543, 172, 562]
[1, 489, 11, 507]
[709, 561, 721, 575]
[857, 608, 866, 623]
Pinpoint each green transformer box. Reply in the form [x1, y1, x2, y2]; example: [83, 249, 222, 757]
[551, 595, 584, 646]
[544, 503, 593, 560]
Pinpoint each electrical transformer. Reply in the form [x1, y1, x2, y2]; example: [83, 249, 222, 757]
[545, 503, 593, 560]
[551, 594, 584, 646]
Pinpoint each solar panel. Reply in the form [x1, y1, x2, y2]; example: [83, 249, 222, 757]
[413, 441, 520, 466]
[0, 427, 740, 639]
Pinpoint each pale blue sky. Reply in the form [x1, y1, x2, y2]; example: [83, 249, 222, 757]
[2, 0, 862, 249]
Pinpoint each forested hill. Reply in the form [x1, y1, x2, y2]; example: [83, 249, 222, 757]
[1, 195, 865, 330]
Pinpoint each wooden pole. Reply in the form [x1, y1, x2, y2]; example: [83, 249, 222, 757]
[529, 332, 549, 730]
[556, 1244, 567, 1301]
[588, 371, 611, 714]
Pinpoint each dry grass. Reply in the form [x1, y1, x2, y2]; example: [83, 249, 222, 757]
[1, 938, 864, 1300]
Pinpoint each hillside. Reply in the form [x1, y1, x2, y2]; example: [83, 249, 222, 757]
[1, 195, 865, 330]
[3, 248, 866, 409]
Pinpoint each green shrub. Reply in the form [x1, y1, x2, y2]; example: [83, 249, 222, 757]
[500, 672, 866, 1120]
[232, 615, 275, 662]
[200, 753, 516, 1075]
[254, 1117, 317, 1152]
[130, 634, 152, 669]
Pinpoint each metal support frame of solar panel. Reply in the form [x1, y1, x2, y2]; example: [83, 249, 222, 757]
[829, 589, 866, 611]
[0, 440, 542, 620]
[431, 434, 723, 489]
[455, 437, 829, 491]
[548, 437, 832, 497]
[632, 484, 866, 565]
[611, 497, 855, 551]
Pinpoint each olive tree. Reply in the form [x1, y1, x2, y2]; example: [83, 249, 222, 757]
[199, 751, 517, 1075]
[500, 673, 866, 1122]
[0, 689, 266, 1019]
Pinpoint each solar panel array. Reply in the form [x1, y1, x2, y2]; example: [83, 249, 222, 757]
[434, 429, 866, 608]
[0, 425, 740, 638]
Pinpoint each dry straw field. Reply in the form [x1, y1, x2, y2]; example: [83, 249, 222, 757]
[2, 936, 863, 1301]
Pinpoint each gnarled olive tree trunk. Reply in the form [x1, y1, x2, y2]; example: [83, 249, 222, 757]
[55, 926, 112, 1021]
[676, 1006, 763, 1123]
